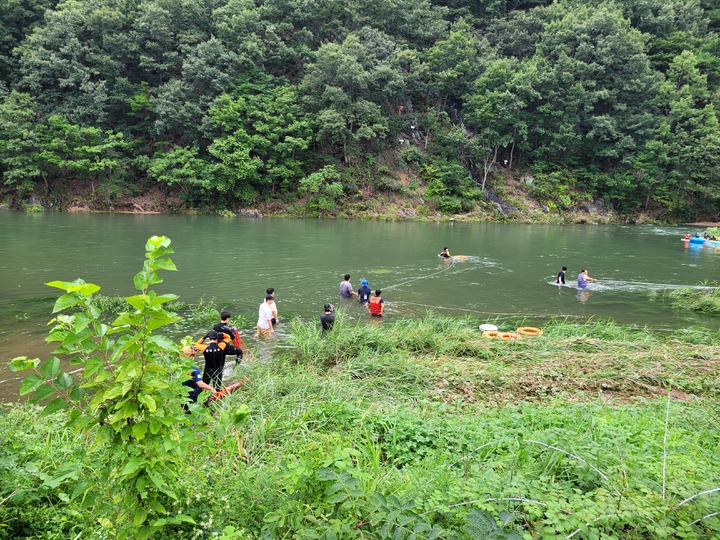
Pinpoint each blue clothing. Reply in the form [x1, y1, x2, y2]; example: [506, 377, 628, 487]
[183, 367, 204, 402]
[577, 273, 587, 289]
[357, 285, 371, 303]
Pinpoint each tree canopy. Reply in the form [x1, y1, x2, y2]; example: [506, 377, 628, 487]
[0, 0, 718, 219]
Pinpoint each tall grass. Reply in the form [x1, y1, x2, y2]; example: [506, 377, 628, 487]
[4, 316, 720, 538]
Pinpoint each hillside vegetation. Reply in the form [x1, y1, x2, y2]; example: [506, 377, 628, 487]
[0, 0, 719, 221]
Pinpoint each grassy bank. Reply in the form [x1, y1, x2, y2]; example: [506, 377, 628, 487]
[3, 316, 720, 539]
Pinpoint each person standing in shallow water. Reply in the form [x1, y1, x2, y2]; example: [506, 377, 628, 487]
[339, 274, 358, 298]
[255, 295, 275, 337]
[556, 266, 567, 285]
[320, 304, 335, 336]
[577, 269, 597, 289]
[357, 279, 371, 304]
[367, 289, 384, 317]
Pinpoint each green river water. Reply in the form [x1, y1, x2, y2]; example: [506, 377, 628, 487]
[1, 212, 718, 396]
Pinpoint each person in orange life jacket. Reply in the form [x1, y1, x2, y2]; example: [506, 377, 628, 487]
[199, 314, 243, 366]
[202, 331, 241, 390]
[366, 290, 384, 317]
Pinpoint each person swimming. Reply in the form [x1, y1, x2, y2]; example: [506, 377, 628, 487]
[438, 247, 451, 259]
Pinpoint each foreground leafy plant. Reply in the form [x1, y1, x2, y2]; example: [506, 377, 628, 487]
[9, 236, 196, 539]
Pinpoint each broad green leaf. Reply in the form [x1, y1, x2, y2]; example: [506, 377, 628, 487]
[45, 280, 76, 291]
[52, 292, 83, 313]
[138, 394, 157, 413]
[120, 457, 145, 476]
[121, 401, 139, 418]
[146, 315, 181, 331]
[19, 374, 44, 395]
[9, 356, 39, 372]
[151, 258, 177, 271]
[134, 507, 149, 526]
[78, 283, 101, 296]
[148, 500, 167, 514]
[126, 295, 148, 310]
[43, 397, 69, 415]
[55, 372, 74, 390]
[80, 489, 101, 510]
[29, 384, 56, 403]
[148, 335, 178, 350]
[149, 294, 178, 306]
[40, 357, 61, 379]
[146, 236, 171, 251]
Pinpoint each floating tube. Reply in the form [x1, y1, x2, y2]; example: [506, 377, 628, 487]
[482, 331, 520, 340]
[516, 327, 544, 337]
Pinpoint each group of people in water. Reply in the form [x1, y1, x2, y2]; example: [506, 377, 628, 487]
[556, 266, 597, 289]
[184, 251, 601, 405]
[184, 276, 388, 406]
[339, 274, 385, 317]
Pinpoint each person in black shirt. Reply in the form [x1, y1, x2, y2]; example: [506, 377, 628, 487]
[212, 310, 237, 340]
[556, 266, 567, 285]
[320, 304, 335, 336]
[357, 280, 371, 304]
[202, 331, 241, 389]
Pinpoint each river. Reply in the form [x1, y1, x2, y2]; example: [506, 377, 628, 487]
[1, 212, 717, 396]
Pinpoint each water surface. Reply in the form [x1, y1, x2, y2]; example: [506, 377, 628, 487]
[1, 213, 717, 395]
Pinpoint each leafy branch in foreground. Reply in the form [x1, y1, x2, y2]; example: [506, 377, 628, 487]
[9, 236, 196, 539]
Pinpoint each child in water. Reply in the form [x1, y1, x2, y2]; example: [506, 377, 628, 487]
[556, 266, 567, 285]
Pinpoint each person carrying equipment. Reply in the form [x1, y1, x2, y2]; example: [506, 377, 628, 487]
[201, 331, 242, 389]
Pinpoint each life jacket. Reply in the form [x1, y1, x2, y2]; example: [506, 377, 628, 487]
[369, 296, 383, 315]
[194, 333, 232, 353]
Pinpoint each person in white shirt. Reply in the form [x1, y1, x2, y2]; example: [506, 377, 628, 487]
[255, 295, 275, 337]
[266, 287, 279, 324]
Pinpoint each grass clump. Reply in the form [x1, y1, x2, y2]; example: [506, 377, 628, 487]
[665, 285, 720, 315]
[4, 315, 720, 539]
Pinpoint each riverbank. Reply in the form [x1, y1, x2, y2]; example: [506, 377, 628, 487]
[3, 316, 720, 539]
[0, 174, 684, 225]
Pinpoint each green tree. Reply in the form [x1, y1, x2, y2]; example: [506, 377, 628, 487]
[9, 236, 197, 539]
[0, 91, 44, 194]
[637, 51, 720, 216]
[0, 0, 55, 85]
[426, 19, 483, 107]
[208, 75, 313, 199]
[300, 34, 391, 163]
[527, 3, 658, 164]
[38, 115, 130, 195]
[464, 57, 539, 185]
[147, 145, 218, 204]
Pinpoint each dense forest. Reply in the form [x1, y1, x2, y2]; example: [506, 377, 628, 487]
[0, 0, 719, 220]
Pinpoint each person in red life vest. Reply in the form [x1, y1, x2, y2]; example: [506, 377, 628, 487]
[366, 289, 384, 317]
